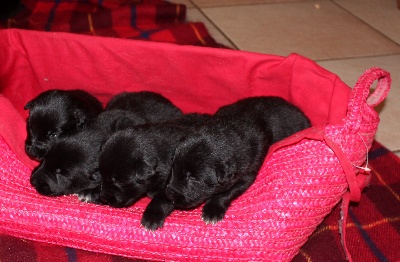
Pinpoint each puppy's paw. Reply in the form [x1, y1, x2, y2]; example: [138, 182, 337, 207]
[202, 201, 227, 225]
[77, 188, 102, 204]
[141, 207, 166, 231]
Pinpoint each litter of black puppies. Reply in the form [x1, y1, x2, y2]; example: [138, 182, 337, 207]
[27, 90, 182, 204]
[25, 89, 311, 231]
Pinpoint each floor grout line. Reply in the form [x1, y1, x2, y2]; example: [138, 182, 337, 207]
[189, 0, 239, 49]
[331, 0, 400, 48]
[186, 0, 399, 153]
[189, 0, 330, 9]
[314, 53, 400, 63]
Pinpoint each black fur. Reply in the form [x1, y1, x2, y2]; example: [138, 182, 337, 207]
[99, 114, 211, 230]
[105, 91, 182, 126]
[30, 128, 104, 202]
[24, 89, 103, 160]
[29, 91, 184, 203]
[96, 91, 183, 133]
[166, 96, 311, 224]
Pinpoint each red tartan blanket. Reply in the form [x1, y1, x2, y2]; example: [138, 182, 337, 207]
[1, 1, 399, 261]
[294, 141, 400, 262]
[1, 141, 399, 261]
[1, 0, 223, 47]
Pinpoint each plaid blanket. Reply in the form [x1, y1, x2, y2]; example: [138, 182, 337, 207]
[1, 141, 399, 261]
[0, 0, 223, 47]
[293, 141, 400, 262]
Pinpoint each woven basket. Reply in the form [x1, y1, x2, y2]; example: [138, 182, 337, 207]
[0, 29, 391, 261]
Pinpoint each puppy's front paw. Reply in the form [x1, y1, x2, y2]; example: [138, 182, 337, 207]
[141, 206, 166, 231]
[202, 201, 227, 224]
[78, 188, 102, 204]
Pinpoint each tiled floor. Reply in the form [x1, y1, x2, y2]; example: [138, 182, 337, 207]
[177, 0, 400, 156]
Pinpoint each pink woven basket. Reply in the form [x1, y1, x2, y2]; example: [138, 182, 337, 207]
[0, 29, 391, 261]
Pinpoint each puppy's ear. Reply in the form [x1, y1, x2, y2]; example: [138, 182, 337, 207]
[24, 99, 36, 110]
[73, 109, 87, 129]
[112, 116, 137, 132]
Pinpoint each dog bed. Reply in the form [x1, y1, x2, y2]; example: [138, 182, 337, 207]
[0, 29, 391, 261]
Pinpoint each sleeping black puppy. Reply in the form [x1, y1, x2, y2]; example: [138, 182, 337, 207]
[105, 91, 183, 126]
[30, 127, 104, 203]
[29, 91, 184, 203]
[97, 91, 183, 133]
[99, 113, 211, 230]
[166, 96, 311, 224]
[24, 89, 103, 160]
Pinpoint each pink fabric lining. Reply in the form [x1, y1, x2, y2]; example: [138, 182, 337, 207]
[0, 29, 390, 261]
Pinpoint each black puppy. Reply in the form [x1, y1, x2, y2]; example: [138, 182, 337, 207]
[30, 127, 104, 203]
[99, 113, 211, 230]
[166, 96, 311, 224]
[105, 91, 182, 126]
[24, 89, 103, 160]
[30, 91, 184, 203]
[96, 91, 183, 133]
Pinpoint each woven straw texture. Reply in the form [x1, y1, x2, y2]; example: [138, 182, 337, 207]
[0, 29, 391, 261]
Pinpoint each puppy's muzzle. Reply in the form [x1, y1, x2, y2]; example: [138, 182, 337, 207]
[99, 189, 127, 207]
[166, 185, 206, 209]
[30, 174, 57, 196]
[25, 140, 48, 160]
[30, 167, 71, 196]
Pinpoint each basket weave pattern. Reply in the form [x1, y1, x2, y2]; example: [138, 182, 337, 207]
[0, 28, 391, 261]
[0, 67, 390, 261]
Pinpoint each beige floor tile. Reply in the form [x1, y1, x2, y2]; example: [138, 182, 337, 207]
[318, 55, 400, 151]
[169, 0, 194, 8]
[192, 0, 313, 8]
[334, 0, 400, 45]
[186, 8, 236, 48]
[202, 1, 400, 60]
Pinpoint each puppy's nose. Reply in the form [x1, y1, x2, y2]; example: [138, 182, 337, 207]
[100, 196, 110, 205]
[26, 142, 47, 160]
[25, 140, 34, 153]
[99, 190, 113, 205]
[30, 176, 52, 196]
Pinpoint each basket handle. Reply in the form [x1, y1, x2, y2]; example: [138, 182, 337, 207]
[346, 67, 391, 130]
[339, 67, 390, 261]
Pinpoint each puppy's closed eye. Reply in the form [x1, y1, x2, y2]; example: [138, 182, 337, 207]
[88, 171, 101, 183]
[186, 172, 200, 183]
[111, 173, 145, 186]
[186, 171, 194, 179]
[136, 178, 146, 185]
[47, 130, 60, 139]
[73, 110, 87, 129]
